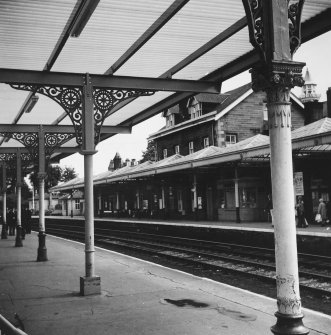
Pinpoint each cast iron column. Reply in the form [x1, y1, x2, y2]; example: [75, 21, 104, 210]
[1, 164, 7, 239]
[243, 0, 308, 333]
[116, 192, 120, 211]
[37, 126, 48, 261]
[234, 166, 241, 223]
[267, 81, 308, 335]
[80, 74, 101, 296]
[15, 150, 23, 247]
[192, 174, 198, 220]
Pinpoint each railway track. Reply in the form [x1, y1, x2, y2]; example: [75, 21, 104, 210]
[34, 220, 331, 301]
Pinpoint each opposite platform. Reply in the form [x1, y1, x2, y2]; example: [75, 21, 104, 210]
[0, 232, 330, 335]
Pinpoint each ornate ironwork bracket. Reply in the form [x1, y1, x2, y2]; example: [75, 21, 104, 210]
[0, 131, 74, 165]
[0, 132, 38, 159]
[0, 152, 33, 182]
[288, 0, 305, 55]
[9, 79, 155, 146]
[242, 0, 264, 61]
[0, 153, 16, 162]
[242, 0, 305, 63]
[44, 133, 75, 157]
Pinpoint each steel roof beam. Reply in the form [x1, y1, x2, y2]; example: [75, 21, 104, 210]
[0, 147, 79, 154]
[0, 69, 220, 94]
[4, 0, 95, 140]
[103, 17, 248, 117]
[117, 51, 259, 127]
[0, 124, 131, 134]
[106, 0, 190, 75]
[118, 7, 331, 128]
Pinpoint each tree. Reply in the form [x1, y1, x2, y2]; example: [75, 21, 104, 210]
[60, 166, 78, 182]
[140, 140, 156, 163]
[28, 165, 77, 192]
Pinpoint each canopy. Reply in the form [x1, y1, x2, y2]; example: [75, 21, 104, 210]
[0, 0, 330, 161]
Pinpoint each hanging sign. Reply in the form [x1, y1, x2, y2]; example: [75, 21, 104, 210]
[294, 172, 304, 196]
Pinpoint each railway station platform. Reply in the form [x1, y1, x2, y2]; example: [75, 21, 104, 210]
[42, 216, 331, 257]
[0, 230, 330, 335]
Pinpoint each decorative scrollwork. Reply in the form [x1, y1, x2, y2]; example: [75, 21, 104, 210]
[93, 88, 155, 143]
[242, 0, 264, 61]
[44, 133, 75, 157]
[20, 153, 34, 161]
[10, 84, 84, 145]
[10, 82, 155, 147]
[288, 0, 305, 55]
[0, 153, 16, 162]
[0, 132, 38, 148]
[243, 0, 305, 61]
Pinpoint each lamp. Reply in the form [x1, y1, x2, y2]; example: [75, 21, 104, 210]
[24, 94, 39, 113]
[70, 0, 100, 38]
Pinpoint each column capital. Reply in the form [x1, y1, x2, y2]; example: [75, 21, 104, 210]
[251, 60, 305, 93]
[80, 149, 98, 156]
[37, 172, 47, 181]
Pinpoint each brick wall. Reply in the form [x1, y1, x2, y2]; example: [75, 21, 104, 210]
[219, 91, 305, 143]
[156, 121, 214, 159]
[155, 90, 305, 158]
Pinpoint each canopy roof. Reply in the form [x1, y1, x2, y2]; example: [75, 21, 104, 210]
[1, 1, 331, 162]
[51, 118, 331, 191]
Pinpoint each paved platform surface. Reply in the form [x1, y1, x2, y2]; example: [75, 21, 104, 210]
[0, 232, 330, 335]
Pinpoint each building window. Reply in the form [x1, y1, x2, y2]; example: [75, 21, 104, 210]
[203, 137, 209, 148]
[166, 114, 175, 127]
[263, 102, 268, 121]
[163, 148, 167, 159]
[189, 141, 194, 154]
[187, 98, 201, 119]
[240, 188, 257, 208]
[177, 190, 183, 212]
[175, 145, 180, 154]
[75, 199, 80, 210]
[225, 134, 237, 146]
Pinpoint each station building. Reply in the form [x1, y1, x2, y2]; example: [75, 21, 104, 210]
[50, 73, 331, 224]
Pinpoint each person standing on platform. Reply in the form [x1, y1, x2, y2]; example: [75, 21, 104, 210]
[317, 198, 327, 227]
[26, 208, 32, 234]
[7, 209, 15, 236]
[21, 207, 28, 239]
[296, 197, 307, 228]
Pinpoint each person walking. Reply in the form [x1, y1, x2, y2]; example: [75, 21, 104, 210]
[317, 198, 327, 227]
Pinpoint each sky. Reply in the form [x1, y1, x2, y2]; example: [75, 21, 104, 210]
[60, 31, 331, 178]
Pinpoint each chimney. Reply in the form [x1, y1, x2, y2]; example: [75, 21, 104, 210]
[125, 158, 130, 167]
[327, 88, 331, 118]
[131, 159, 136, 166]
[113, 152, 122, 170]
[108, 159, 114, 171]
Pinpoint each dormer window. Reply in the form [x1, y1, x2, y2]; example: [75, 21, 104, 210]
[166, 113, 175, 127]
[187, 97, 201, 119]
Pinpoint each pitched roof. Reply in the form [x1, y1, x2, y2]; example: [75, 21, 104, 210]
[292, 117, 331, 139]
[221, 134, 270, 153]
[195, 93, 229, 104]
[51, 118, 331, 191]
